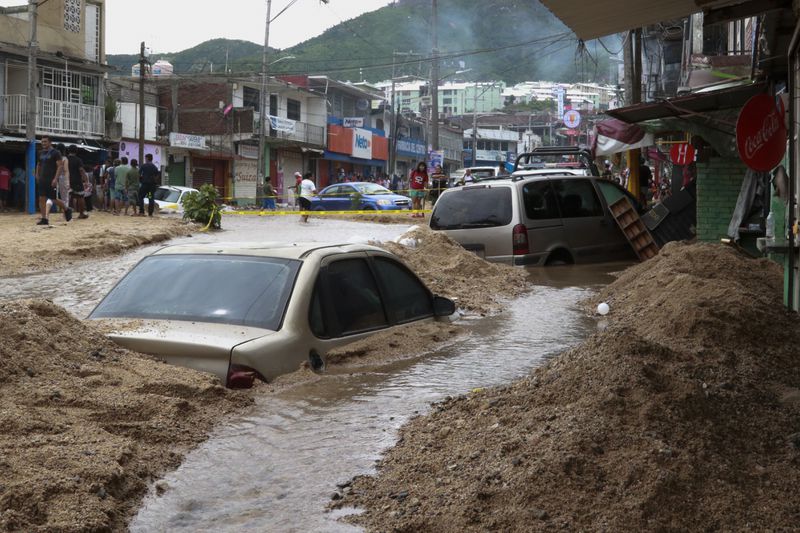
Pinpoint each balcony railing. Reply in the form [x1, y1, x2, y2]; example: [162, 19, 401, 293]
[255, 113, 325, 147]
[2, 94, 105, 138]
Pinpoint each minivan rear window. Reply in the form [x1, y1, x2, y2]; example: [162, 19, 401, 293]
[431, 187, 512, 229]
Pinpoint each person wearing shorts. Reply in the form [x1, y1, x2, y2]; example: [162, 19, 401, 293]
[36, 136, 71, 225]
[409, 161, 428, 218]
[66, 145, 89, 219]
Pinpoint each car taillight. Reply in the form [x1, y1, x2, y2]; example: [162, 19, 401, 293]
[512, 224, 529, 255]
[226, 364, 258, 389]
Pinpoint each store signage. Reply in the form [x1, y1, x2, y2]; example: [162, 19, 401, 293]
[119, 141, 164, 168]
[396, 138, 426, 157]
[169, 132, 207, 150]
[427, 150, 444, 173]
[563, 110, 581, 129]
[239, 144, 259, 159]
[343, 117, 364, 128]
[351, 128, 373, 159]
[269, 115, 296, 134]
[670, 143, 695, 165]
[554, 86, 566, 120]
[736, 93, 786, 172]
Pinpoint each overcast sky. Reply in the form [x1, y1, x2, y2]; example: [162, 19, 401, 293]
[104, 0, 393, 55]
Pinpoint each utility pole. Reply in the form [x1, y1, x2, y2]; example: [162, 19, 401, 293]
[471, 80, 478, 166]
[625, 28, 642, 197]
[257, 0, 273, 191]
[138, 42, 147, 168]
[25, 0, 38, 214]
[430, 0, 439, 152]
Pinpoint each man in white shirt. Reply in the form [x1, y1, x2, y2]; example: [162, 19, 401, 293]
[298, 172, 317, 223]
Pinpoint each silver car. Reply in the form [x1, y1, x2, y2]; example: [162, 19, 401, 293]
[429, 174, 639, 266]
[89, 242, 455, 388]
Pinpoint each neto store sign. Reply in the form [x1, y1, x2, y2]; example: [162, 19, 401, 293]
[352, 128, 373, 159]
[736, 93, 786, 172]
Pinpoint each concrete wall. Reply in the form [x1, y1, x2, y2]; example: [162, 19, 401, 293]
[696, 155, 748, 242]
[0, 0, 106, 63]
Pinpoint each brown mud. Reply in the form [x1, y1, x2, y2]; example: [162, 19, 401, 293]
[334, 242, 800, 531]
[0, 300, 251, 532]
[0, 212, 195, 277]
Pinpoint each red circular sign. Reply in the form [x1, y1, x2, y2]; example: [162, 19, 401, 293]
[736, 94, 786, 172]
[670, 143, 695, 165]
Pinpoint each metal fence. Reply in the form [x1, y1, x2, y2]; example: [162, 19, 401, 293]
[2, 94, 105, 137]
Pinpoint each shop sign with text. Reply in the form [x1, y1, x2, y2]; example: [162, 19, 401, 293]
[351, 128, 373, 159]
[169, 133, 207, 150]
[343, 117, 364, 128]
[736, 93, 786, 172]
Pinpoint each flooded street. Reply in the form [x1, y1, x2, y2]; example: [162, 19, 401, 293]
[0, 216, 411, 318]
[0, 216, 622, 532]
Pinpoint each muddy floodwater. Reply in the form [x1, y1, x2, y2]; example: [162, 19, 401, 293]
[0, 215, 624, 532]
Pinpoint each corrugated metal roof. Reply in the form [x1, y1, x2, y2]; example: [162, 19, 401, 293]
[539, 0, 746, 41]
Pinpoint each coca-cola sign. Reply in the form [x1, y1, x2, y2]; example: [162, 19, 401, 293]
[736, 93, 786, 172]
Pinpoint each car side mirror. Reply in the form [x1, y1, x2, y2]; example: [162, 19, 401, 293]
[433, 295, 456, 317]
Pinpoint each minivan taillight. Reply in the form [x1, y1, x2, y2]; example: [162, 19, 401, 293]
[512, 224, 529, 255]
[226, 364, 257, 389]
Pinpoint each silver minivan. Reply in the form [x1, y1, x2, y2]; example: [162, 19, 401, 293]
[429, 174, 640, 266]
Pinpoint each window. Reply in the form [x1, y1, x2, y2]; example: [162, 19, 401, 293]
[309, 281, 327, 337]
[40, 67, 100, 106]
[477, 141, 486, 150]
[287, 98, 301, 120]
[372, 258, 433, 324]
[64, 0, 81, 32]
[522, 180, 560, 220]
[501, 142, 509, 151]
[90, 255, 301, 330]
[325, 258, 387, 335]
[430, 187, 513, 229]
[552, 179, 603, 218]
[269, 95, 278, 116]
[84, 3, 100, 62]
[243, 87, 260, 111]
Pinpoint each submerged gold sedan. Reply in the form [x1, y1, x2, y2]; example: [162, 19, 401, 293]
[89, 242, 456, 388]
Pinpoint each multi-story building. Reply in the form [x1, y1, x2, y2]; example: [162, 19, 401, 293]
[0, 0, 109, 196]
[377, 79, 506, 117]
[154, 74, 327, 205]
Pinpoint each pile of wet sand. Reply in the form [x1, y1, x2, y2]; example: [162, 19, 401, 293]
[335, 242, 800, 531]
[0, 300, 251, 532]
[380, 226, 529, 314]
[0, 213, 195, 277]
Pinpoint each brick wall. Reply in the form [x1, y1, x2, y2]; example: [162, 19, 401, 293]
[696, 156, 748, 242]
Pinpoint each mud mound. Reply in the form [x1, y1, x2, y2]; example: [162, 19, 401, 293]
[380, 226, 529, 314]
[335, 243, 800, 531]
[0, 300, 251, 532]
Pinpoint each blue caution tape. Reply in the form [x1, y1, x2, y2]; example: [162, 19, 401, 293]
[223, 209, 432, 216]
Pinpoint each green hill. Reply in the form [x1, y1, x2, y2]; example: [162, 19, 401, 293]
[106, 39, 267, 76]
[107, 1, 618, 84]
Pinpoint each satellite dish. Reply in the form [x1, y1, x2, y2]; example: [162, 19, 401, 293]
[356, 99, 369, 111]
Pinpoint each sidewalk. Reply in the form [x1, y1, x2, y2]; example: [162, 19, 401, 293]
[0, 212, 196, 277]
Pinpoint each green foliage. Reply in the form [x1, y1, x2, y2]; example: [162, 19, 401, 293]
[107, 39, 267, 76]
[182, 184, 222, 230]
[108, 1, 620, 85]
[504, 99, 556, 113]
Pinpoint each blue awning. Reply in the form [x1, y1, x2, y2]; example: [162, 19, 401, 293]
[323, 150, 386, 167]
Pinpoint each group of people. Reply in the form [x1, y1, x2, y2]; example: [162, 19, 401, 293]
[34, 135, 161, 226]
[94, 154, 160, 217]
[0, 164, 25, 211]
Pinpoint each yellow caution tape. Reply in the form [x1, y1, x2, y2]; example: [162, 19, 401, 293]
[223, 209, 432, 216]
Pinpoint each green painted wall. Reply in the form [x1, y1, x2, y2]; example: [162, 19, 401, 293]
[166, 162, 185, 186]
[695, 156, 748, 242]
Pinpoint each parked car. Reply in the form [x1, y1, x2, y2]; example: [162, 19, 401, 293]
[89, 242, 455, 388]
[142, 186, 199, 214]
[310, 182, 411, 211]
[429, 174, 641, 266]
[448, 166, 505, 187]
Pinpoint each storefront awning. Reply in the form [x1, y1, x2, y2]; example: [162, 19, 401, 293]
[605, 81, 766, 124]
[539, 0, 762, 41]
[323, 151, 386, 167]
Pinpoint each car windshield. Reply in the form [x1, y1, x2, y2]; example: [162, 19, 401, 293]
[354, 183, 392, 195]
[431, 187, 512, 229]
[90, 254, 301, 330]
[471, 169, 496, 180]
[154, 188, 181, 202]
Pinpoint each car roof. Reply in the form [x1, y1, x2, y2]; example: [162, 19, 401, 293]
[158, 185, 197, 192]
[150, 241, 385, 260]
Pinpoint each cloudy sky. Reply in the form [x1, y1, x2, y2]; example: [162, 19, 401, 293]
[104, 0, 393, 55]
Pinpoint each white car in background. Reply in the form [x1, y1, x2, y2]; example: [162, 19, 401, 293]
[143, 186, 199, 214]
